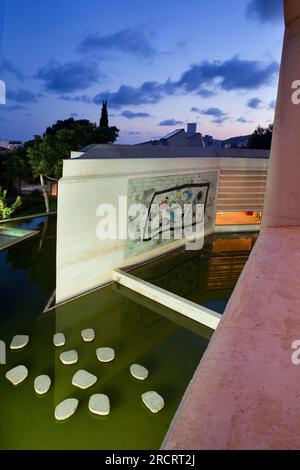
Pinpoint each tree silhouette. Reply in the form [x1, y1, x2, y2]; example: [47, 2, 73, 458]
[100, 100, 109, 128]
[248, 124, 273, 150]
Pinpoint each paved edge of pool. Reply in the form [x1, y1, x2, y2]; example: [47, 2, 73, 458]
[163, 227, 300, 450]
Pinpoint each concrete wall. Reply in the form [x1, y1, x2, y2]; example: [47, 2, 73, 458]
[56, 147, 269, 303]
[262, 1, 300, 228]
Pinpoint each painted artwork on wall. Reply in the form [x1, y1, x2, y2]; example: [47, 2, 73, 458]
[143, 183, 210, 241]
[126, 171, 218, 258]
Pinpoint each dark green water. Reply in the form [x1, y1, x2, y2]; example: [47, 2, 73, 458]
[0, 216, 256, 449]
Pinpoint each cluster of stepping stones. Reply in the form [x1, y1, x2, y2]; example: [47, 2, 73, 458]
[5, 330, 165, 421]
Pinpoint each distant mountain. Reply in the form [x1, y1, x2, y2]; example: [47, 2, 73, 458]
[222, 135, 251, 148]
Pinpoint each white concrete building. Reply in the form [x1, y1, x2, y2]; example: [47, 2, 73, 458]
[139, 123, 204, 147]
[56, 144, 269, 303]
[0, 139, 22, 150]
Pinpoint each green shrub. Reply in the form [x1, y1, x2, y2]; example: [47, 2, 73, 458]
[0, 187, 22, 220]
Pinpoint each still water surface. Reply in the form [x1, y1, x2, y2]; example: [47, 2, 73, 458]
[0, 216, 256, 449]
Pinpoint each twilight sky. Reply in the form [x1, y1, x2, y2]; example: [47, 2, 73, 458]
[0, 0, 284, 144]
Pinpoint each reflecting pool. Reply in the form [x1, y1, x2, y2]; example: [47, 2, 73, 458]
[0, 216, 256, 449]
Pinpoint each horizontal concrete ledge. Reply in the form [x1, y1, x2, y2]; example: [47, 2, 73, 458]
[73, 144, 270, 160]
[112, 269, 221, 331]
[0, 211, 56, 224]
[215, 224, 260, 233]
[163, 227, 300, 450]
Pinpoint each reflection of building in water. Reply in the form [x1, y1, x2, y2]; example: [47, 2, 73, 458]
[132, 234, 257, 310]
[207, 236, 256, 293]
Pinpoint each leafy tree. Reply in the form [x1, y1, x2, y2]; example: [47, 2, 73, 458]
[6, 145, 33, 192]
[248, 124, 273, 150]
[93, 125, 119, 144]
[45, 118, 94, 136]
[27, 117, 119, 212]
[100, 100, 109, 127]
[0, 150, 9, 188]
[0, 187, 22, 220]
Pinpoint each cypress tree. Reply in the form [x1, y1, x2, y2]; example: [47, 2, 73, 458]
[100, 100, 109, 128]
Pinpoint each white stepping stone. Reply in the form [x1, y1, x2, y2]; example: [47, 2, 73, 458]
[34, 375, 51, 395]
[142, 391, 165, 414]
[81, 328, 95, 342]
[60, 350, 78, 365]
[53, 333, 65, 347]
[72, 370, 97, 390]
[55, 398, 79, 421]
[10, 335, 29, 350]
[6, 365, 28, 385]
[89, 394, 110, 416]
[130, 364, 149, 381]
[96, 347, 115, 363]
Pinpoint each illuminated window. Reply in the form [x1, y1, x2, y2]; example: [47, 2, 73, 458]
[216, 211, 262, 226]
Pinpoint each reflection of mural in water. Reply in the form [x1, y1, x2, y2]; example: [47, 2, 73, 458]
[143, 183, 210, 241]
[133, 233, 257, 309]
[126, 172, 218, 258]
[207, 236, 257, 292]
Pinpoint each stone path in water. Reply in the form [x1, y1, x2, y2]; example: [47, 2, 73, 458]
[10, 335, 29, 350]
[6, 365, 28, 385]
[60, 350, 78, 365]
[89, 394, 110, 416]
[72, 370, 98, 390]
[96, 347, 115, 363]
[142, 391, 165, 413]
[4, 326, 165, 421]
[53, 333, 65, 347]
[130, 364, 149, 380]
[81, 329, 95, 342]
[55, 399, 79, 421]
[34, 375, 51, 395]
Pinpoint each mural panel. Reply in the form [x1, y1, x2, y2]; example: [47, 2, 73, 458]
[125, 171, 218, 258]
[143, 182, 210, 242]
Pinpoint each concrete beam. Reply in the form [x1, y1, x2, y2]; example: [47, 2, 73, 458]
[112, 269, 221, 331]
